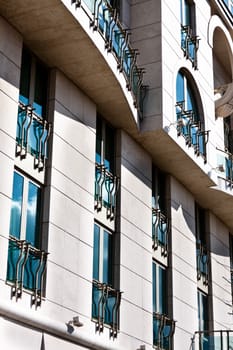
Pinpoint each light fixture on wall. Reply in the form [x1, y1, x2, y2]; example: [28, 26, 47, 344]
[68, 316, 83, 327]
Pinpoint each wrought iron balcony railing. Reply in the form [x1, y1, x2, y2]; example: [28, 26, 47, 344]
[71, 0, 147, 119]
[196, 240, 209, 286]
[153, 312, 176, 350]
[152, 208, 169, 256]
[16, 102, 51, 171]
[7, 235, 48, 308]
[216, 148, 233, 187]
[92, 279, 121, 338]
[181, 25, 200, 70]
[176, 101, 209, 163]
[95, 163, 120, 220]
[192, 330, 233, 350]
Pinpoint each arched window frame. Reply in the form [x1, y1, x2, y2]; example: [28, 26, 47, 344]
[176, 69, 209, 162]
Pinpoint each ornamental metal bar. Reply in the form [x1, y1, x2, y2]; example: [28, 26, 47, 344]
[7, 235, 48, 305]
[152, 208, 169, 256]
[181, 25, 199, 70]
[31, 249, 48, 308]
[176, 101, 209, 162]
[94, 163, 120, 220]
[216, 147, 233, 186]
[92, 280, 121, 338]
[153, 312, 176, 350]
[16, 102, 51, 171]
[196, 241, 209, 285]
[193, 330, 233, 350]
[72, 0, 146, 118]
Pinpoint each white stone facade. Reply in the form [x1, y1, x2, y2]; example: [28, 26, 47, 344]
[0, 1, 233, 349]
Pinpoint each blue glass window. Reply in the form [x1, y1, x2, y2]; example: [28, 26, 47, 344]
[93, 223, 112, 285]
[10, 172, 24, 239]
[197, 290, 208, 331]
[153, 261, 167, 315]
[9, 171, 41, 247]
[17, 47, 49, 160]
[7, 171, 45, 295]
[96, 116, 115, 173]
[176, 71, 206, 157]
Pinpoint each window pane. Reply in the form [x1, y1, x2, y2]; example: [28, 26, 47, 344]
[176, 72, 184, 103]
[33, 61, 48, 118]
[159, 265, 166, 314]
[153, 262, 157, 312]
[104, 124, 115, 172]
[103, 230, 112, 284]
[96, 117, 102, 164]
[93, 224, 100, 280]
[198, 290, 208, 331]
[19, 48, 31, 105]
[10, 172, 24, 239]
[26, 182, 41, 248]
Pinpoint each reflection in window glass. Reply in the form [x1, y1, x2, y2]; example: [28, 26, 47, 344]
[10, 172, 24, 239]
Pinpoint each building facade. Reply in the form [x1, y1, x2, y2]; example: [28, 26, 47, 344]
[0, 0, 233, 349]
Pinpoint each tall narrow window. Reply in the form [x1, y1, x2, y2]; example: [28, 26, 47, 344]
[95, 116, 119, 221]
[153, 261, 175, 350]
[195, 204, 209, 287]
[7, 170, 47, 307]
[197, 290, 209, 347]
[152, 167, 169, 256]
[176, 70, 209, 162]
[16, 46, 51, 170]
[180, 0, 199, 69]
[92, 222, 121, 337]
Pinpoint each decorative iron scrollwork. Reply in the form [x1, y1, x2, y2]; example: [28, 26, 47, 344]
[181, 25, 200, 70]
[71, 0, 147, 119]
[7, 235, 48, 308]
[16, 102, 51, 171]
[176, 101, 209, 163]
[153, 312, 176, 350]
[152, 208, 169, 256]
[95, 163, 119, 220]
[92, 280, 122, 338]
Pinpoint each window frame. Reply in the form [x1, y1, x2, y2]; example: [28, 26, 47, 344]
[9, 169, 42, 249]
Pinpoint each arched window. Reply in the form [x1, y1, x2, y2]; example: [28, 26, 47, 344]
[176, 70, 209, 162]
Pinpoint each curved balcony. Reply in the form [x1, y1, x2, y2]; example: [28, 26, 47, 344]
[0, 0, 146, 131]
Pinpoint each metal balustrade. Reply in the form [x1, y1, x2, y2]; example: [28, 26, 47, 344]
[192, 330, 233, 350]
[95, 163, 119, 220]
[196, 241, 209, 285]
[92, 280, 121, 338]
[7, 235, 48, 307]
[153, 312, 176, 350]
[16, 102, 51, 171]
[176, 101, 209, 163]
[181, 25, 200, 70]
[71, 0, 147, 119]
[216, 148, 233, 187]
[152, 208, 169, 256]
